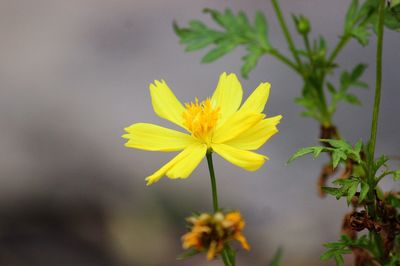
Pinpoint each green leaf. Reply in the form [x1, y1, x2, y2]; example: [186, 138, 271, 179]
[289, 139, 362, 168]
[287, 146, 325, 164]
[359, 181, 369, 203]
[345, 0, 359, 33]
[269, 247, 283, 266]
[393, 170, 400, 181]
[374, 155, 389, 171]
[175, 9, 272, 78]
[176, 249, 200, 260]
[344, 93, 361, 105]
[255, 11, 268, 43]
[332, 150, 347, 168]
[322, 187, 341, 198]
[386, 193, 400, 208]
[350, 64, 367, 81]
[201, 42, 236, 63]
[241, 45, 263, 78]
[351, 26, 371, 46]
[331, 177, 360, 201]
[346, 180, 359, 205]
[327, 83, 337, 94]
[321, 139, 352, 150]
[385, 4, 400, 31]
[321, 235, 367, 265]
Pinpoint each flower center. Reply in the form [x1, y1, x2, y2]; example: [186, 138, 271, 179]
[182, 98, 220, 145]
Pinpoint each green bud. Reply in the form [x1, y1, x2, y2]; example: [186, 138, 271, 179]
[293, 15, 311, 35]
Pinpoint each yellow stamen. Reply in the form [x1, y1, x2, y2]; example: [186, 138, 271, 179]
[182, 98, 220, 145]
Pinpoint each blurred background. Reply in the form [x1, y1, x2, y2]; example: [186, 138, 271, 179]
[0, 0, 399, 265]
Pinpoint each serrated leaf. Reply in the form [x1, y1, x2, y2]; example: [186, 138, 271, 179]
[345, 0, 359, 33]
[201, 42, 236, 63]
[359, 181, 369, 202]
[354, 140, 363, 153]
[241, 45, 263, 78]
[393, 170, 400, 181]
[320, 249, 338, 260]
[351, 26, 371, 45]
[344, 93, 361, 105]
[313, 146, 324, 158]
[347, 180, 359, 205]
[287, 146, 325, 164]
[322, 187, 341, 197]
[332, 150, 347, 168]
[351, 81, 369, 88]
[374, 155, 389, 171]
[321, 139, 352, 150]
[175, 9, 272, 78]
[350, 64, 367, 80]
[255, 11, 269, 46]
[385, 4, 400, 31]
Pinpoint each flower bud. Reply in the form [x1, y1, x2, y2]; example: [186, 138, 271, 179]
[293, 15, 311, 35]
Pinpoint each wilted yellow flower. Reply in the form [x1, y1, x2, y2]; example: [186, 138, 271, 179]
[182, 211, 250, 260]
[123, 72, 282, 185]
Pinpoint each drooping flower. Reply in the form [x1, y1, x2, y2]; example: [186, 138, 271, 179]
[122, 72, 282, 185]
[181, 211, 250, 260]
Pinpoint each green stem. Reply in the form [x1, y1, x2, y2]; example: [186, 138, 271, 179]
[302, 34, 312, 63]
[328, 4, 372, 66]
[364, 0, 385, 263]
[221, 249, 234, 266]
[271, 0, 303, 69]
[327, 34, 351, 65]
[206, 151, 219, 212]
[368, 0, 385, 163]
[269, 49, 301, 74]
[206, 151, 235, 266]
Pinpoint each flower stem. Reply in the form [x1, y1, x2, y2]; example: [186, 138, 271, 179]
[368, 0, 385, 163]
[206, 151, 235, 265]
[206, 151, 219, 212]
[271, 0, 303, 70]
[364, 0, 385, 262]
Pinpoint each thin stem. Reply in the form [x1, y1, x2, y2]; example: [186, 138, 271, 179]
[221, 249, 234, 266]
[206, 151, 219, 212]
[364, 1, 385, 262]
[328, 6, 372, 66]
[206, 151, 235, 266]
[302, 34, 312, 62]
[269, 49, 301, 74]
[271, 0, 303, 69]
[327, 34, 351, 65]
[368, 0, 385, 162]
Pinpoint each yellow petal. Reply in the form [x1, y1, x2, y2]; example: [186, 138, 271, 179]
[239, 82, 270, 113]
[145, 143, 207, 185]
[224, 115, 282, 150]
[207, 241, 217, 260]
[123, 123, 194, 151]
[212, 111, 265, 144]
[211, 143, 267, 171]
[211, 72, 243, 124]
[235, 233, 250, 250]
[149, 79, 186, 128]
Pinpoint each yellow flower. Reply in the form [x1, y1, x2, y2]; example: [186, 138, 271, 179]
[122, 72, 282, 185]
[181, 211, 250, 260]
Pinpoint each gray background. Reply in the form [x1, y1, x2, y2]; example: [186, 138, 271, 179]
[0, 0, 399, 265]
